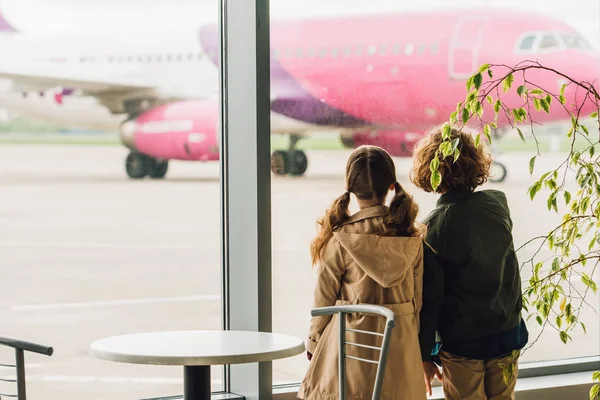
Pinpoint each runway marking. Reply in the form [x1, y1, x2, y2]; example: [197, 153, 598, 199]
[0, 242, 204, 251]
[11, 295, 220, 311]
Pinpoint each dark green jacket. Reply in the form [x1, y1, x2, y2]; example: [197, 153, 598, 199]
[419, 189, 523, 361]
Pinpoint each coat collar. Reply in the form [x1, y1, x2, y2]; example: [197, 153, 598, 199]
[342, 205, 388, 226]
[437, 189, 473, 207]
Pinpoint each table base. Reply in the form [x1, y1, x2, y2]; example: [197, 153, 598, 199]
[184, 365, 211, 400]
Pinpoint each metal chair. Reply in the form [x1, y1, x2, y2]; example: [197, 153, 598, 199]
[311, 305, 396, 400]
[0, 335, 53, 400]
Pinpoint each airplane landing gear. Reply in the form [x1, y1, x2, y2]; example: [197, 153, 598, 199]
[489, 161, 507, 183]
[270, 134, 308, 177]
[125, 152, 169, 180]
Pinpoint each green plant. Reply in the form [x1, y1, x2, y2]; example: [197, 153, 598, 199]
[432, 60, 600, 398]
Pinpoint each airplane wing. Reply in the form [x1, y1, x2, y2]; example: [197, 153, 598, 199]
[0, 63, 153, 94]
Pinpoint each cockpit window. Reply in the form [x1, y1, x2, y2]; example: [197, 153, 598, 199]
[539, 34, 560, 50]
[561, 34, 592, 49]
[519, 35, 536, 51]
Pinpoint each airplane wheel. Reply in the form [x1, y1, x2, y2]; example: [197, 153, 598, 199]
[340, 135, 355, 149]
[271, 150, 289, 175]
[126, 152, 150, 179]
[489, 161, 507, 183]
[149, 160, 169, 179]
[287, 150, 308, 176]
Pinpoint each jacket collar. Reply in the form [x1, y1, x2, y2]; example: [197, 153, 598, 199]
[437, 189, 474, 207]
[342, 205, 388, 226]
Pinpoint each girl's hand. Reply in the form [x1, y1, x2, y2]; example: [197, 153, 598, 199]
[307, 351, 313, 361]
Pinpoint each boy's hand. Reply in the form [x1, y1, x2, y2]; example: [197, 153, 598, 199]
[423, 361, 443, 396]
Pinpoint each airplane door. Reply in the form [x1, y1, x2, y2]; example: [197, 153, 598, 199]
[448, 17, 488, 80]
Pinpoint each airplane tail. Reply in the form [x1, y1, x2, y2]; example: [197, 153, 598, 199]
[0, 9, 18, 33]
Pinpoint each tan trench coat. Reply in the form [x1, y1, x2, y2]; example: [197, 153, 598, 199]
[299, 206, 426, 400]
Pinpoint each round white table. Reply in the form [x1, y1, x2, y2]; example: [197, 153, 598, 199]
[90, 330, 305, 400]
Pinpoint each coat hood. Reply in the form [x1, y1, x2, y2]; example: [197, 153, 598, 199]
[333, 232, 422, 288]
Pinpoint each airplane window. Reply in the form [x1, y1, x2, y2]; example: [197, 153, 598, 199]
[355, 45, 364, 57]
[416, 44, 426, 54]
[539, 34, 560, 50]
[330, 47, 339, 58]
[307, 48, 316, 58]
[318, 48, 327, 58]
[177, 54, 183, 62]
[430, 44, 440, 54]
[367, 45, 377, 56]
[197, 53, 203, 60]
[286, 48, 293, 58]
[405, 44, 414, 55]
[342, 46, 351, 58]
[166, 55, 172, 62]
[391, 66, 399, 75]
[296, 48, 303, 58]
[392, 44, 401, 55]
[519, 35, 536, 51]
[561, 34, 592, 49]
[378, 45, 387, 56]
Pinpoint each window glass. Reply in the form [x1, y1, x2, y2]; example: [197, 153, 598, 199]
[519, 34, 537, 51]
[269, 0, 600, 387]
[0, 2, 223, 398]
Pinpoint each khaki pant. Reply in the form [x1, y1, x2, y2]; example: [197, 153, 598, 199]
[439, 351, 519, 400]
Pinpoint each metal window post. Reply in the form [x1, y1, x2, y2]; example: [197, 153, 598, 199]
[219, 0, 272, 398]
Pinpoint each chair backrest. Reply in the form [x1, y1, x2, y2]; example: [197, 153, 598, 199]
[0, 335, 53, 400]
[311, 305, 396, 400]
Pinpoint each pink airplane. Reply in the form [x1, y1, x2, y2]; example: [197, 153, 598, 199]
[122, 8, 599, 180]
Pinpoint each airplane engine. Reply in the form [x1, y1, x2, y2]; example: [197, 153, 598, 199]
[119, 100, 219, 179]
[351, 131, 423, 157]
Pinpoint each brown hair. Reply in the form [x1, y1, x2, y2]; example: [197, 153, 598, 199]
[410, 126, 492, 194]
[310, 145, 422, 265]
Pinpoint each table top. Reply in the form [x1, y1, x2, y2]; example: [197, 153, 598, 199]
[90, 330, 305, 366]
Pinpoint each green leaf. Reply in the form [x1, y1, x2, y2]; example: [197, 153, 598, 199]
[533, 98, 542, 111]
[564, 191, 572, 205]
[593, 371, 600, 381]
[502, 74, 514, 92]
[475, 134, 481, 148]
[517, 85, 526, 97]
[486, 95, 494, 105]
[462, 107, 470, 124]
[451, 138, 460, 152]
[536, 315, 543, 326]
[530, 88, 544, 95]
[442, 123, 452, 140]
[473, 72, 483, 90]
[429, 157, 440, 172]
[529, 156, 536, 175]
[540, 99, 550, 113]
[556, 316, 562, 329]
[494, 100, 502, 113]
[590, 146, 596, 158]
[581, 322, 587, 334]
[430, 170, 441, 191]
[529, 182, 542, 200]
[466, 76, 474, 91]
[560, 331, 569, 344]
[450, 111, 458, 123]
[517, 128, 525, 142]
[591, 112, 599, 119]
[453, 148, 460, 163]
[487, 69, 493, 79]
[484, 125, 492, 144]
[478, 63, 491, 73]
[546, 94, 552, 106]
[591, 384, 600, 400]
[552, 257, 560, 272]
[582, 125, 590, 136]
[441, 141, 453, 158]
[560, 83, 567, 98]
[559, 94, 566, 104]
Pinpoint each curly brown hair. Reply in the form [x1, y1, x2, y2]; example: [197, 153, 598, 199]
[410, 126, 492, 193]
[310, 145, 423, 265]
